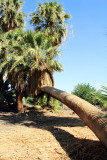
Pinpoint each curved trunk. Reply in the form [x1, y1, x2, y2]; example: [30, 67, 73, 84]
[41, 86, 107, 148]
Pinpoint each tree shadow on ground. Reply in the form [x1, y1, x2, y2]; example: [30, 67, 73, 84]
[49, 127, 107, 160]
[0, 104, 17, 113]
[0, 110, 107, 160]
[0, 109, 85, 127]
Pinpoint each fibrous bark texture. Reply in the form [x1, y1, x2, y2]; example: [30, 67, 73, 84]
[41, 86, 107, 148]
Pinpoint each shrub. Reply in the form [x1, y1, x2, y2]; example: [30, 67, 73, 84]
[72, 83, 103, 106]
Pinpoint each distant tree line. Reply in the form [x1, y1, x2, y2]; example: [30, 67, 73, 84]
[72, 83, 107, 110]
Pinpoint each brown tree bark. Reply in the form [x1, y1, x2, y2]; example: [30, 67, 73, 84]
[41, 86, 107, 148]
[16, 91, 24, 113]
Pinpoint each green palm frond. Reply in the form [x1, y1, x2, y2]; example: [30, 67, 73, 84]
[30, 1, 71, 46]
[29, 62, 39, 70]
[10, 55, 24, 71]
[100, 85, 107, 94]
[46, 58, 63, 72]
[0, 0, 26, 32]
[99, 85, 107, 102]
[0, 23, 65, 95]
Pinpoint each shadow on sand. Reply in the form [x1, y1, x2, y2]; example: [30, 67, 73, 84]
[0, 110, 107, 160]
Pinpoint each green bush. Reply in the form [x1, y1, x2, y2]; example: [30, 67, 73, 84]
[72, 83, 103, 106]
[24, 96, 35, 105]
[24, 95, 62, 112]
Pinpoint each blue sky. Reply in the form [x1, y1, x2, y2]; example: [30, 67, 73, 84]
[23, 0, 107, 93]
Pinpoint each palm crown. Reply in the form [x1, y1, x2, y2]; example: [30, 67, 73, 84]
[0, 1, 70, 112]
[0, 29, 63, 96]
[0, 0, 26, 32]
[30, 1, 71, 46]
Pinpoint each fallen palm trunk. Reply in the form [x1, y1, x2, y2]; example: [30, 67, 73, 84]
[41, 86, 107, 148]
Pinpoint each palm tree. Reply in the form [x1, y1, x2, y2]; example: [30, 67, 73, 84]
[0, 29, 63, 112]
[30, 1, 71, 47]
[0, 29, 25, 112]
[30, 1, 71, 106]
[98, 85, 107, 109]
[41, 86, 107, 149]
[0, 0, 26, 109]
[0, 0, 26, 32]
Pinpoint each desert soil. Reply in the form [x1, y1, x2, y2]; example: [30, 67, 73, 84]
[0, 107, 107, 160]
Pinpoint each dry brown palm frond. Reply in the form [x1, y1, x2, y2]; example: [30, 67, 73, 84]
[27, 68, 54, 96]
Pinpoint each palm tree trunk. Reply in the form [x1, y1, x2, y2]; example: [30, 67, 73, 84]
[46, 94, 53, 106]
[41, 86, 107, 148]
[16, 91, 24, 113]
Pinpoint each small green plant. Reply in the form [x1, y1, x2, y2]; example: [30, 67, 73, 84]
[51, 98, 63, 113]
[23, 95, 62, 112]
[34, 105, 42, 110]
[24, 96, 35, 105]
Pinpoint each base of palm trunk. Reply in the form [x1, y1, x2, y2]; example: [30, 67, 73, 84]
[16, 92, 24, 113]
[17, 105, 24, 113]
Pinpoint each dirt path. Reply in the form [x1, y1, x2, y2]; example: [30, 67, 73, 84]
[0, 108, 107, 160]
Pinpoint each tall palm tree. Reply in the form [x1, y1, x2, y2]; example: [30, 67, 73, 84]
[0, 29, 63, 112]
[0, 0, 26, 109]
[30, 1, 71, 47]
[0, 0, 26, 32]
[0, 1, 70, 112]
[30, 1, 71, 106]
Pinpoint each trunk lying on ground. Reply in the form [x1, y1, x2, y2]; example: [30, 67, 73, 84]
[41, 86, 107, 148]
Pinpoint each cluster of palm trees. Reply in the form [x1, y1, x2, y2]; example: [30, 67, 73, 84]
[0, 0, 71, 112]
[0, 1, 107, 149]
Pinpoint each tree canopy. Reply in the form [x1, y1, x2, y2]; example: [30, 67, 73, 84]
[0, 0, 71, 112]
[0, 0, 26, 32]
[30, 1, 71, 47]
[72, 83, 103, 106]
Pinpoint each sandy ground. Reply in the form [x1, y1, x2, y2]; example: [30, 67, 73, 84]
[0, 108, 107, 160]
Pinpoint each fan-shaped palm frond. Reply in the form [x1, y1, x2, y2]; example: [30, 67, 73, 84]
[0, 27, 65, 112]
[30, 1, 71, 46]
[0, 0, 26, 32]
